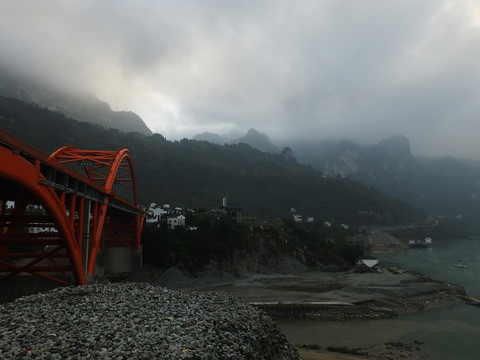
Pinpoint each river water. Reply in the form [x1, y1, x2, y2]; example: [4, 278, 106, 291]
[277, 237, 480, 360]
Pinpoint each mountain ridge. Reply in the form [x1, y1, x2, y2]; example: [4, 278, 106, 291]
[230, 128, 279, 153]
[0, 68, 152, 136]
[2, 68, 478, 219]
[289, 135, 480, 216]
[194, 128, 279, 154]
[0, 96, 423, 225]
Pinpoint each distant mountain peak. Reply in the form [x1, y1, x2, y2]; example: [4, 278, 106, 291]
[377, 134, 412, 158]
[231, 128, 278, 153]
[193, 132, 224, 144]
[246, 128, 261, 135]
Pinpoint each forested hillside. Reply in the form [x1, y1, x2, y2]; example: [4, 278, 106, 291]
[0, 96, 425, 224]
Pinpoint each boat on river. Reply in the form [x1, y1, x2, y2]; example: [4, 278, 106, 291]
[409, 237, 432, 248]
[454, 260, 467, 268]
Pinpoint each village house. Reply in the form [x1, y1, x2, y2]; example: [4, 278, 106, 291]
[293, 214, 303, 223]
[146, 203, 171, 224]
[167, 215, 186, 229]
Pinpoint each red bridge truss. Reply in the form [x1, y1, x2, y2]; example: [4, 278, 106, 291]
[0, 129, 145, 285]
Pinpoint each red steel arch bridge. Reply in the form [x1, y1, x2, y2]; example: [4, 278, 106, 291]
[0, 129, 145, 286]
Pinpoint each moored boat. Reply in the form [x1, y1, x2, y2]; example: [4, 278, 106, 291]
[409, 237, 432, 248]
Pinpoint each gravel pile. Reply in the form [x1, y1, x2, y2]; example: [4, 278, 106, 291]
[0, 282, 300, 359]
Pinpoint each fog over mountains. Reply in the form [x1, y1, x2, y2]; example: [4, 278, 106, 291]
[194, 129, 480, 217]
[0, 69, 151, 136]
[194, 129, 279, 153]
[1, 68, 479, 218]
[2, 2, 480, 161]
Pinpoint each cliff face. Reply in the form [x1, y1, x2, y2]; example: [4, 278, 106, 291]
[292, 135, 480, 216]
[210, 250, 309, 276]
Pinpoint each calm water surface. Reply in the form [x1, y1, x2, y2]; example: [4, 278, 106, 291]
[277, 237, 480, 360]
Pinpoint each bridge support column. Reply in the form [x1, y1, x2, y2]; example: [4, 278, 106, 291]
[105, 247, 133, 274]
[133, 245, 143, 272]
[81, 200, 91, 274]
[95, 250, 105, 277]
[81, 200, 105, 279]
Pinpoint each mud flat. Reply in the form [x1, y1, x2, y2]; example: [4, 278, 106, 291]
[127, 251, 466, 360]
[197, 267, 465, 321]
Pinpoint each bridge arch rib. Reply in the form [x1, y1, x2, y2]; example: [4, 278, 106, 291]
[50, 146, 139, 205]
[0, 146, 86, 285]
[50, 146, 144, 275]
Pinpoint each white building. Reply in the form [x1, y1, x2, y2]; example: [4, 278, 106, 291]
[293, 214, 303, 223]
[146, 203, 170, 223]
[167, 215, 186, 229]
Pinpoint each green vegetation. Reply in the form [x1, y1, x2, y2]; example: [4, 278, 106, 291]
[141, 215, 365, 272]
[0, 96, 425, 225]
[142, 215, 254, 271]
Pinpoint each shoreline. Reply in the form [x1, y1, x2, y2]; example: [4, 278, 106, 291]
[125, 235, 469, 360]
[190, 267, 466, 360]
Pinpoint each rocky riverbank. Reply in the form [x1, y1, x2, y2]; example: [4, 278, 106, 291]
[0, 283, 300, 359]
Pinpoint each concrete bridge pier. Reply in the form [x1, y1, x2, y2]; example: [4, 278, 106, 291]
[104, 245, 143, 275]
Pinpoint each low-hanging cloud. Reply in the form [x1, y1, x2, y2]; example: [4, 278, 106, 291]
[1, 0, 480, 159]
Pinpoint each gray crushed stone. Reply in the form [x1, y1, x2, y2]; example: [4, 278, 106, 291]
[0, 282, 300, 359]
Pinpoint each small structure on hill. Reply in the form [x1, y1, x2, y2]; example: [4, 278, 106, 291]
[356, 256, 380, 272]
[293, 214, 303, 222]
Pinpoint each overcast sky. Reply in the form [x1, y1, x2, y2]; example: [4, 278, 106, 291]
[1, 1, 480, 159]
